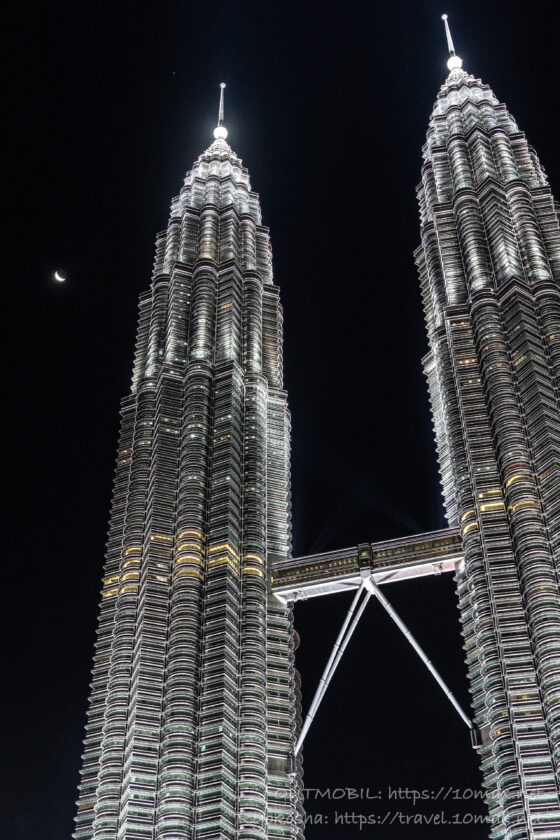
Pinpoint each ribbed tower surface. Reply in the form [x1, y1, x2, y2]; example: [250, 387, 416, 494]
[74, 133, 305, 840]
[417, 63, 560, 838]
[73, 29, 560, 840]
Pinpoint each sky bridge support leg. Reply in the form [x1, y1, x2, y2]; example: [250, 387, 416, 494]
[291, 574, 474, 766]
[363, 577, 473, 730]
[295, 580, 370, 755]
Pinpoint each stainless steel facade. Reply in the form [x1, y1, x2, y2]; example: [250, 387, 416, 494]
[417, 58, 560, 838]
[74, 133, 304, 840]
[75, 33, 560, 840]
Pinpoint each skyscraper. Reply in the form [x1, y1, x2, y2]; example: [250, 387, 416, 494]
[74, 19, 560, 840]
[417, 18, 560, 838]
[74, 87, 304, 840]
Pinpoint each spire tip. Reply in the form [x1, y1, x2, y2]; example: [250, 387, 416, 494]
[214, 83, 228, 140]
[441, 14, 463, 72]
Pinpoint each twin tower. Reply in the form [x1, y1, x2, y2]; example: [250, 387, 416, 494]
[74, 23, 560, 840]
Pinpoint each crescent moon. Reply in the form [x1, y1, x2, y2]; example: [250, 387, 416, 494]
[54, 271, 66, 282]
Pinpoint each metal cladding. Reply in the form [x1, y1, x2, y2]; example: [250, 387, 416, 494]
[416, 60, 560, 837]
[74, 28, 560, 840]
[272, 527, 463, 600]
[74, 136, 304, 839]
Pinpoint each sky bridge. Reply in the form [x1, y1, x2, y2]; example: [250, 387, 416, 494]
[272, 527, 464, 601]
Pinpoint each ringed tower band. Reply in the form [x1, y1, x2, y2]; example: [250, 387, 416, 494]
[417, 17, 560, 837]
[74, 87, 304, 840]
[75, 18, 560, 840]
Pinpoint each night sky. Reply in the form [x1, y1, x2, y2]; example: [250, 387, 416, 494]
[6, 1, 560, 838]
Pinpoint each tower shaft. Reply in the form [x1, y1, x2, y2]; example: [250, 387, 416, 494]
[74, 138, 304, 840]
[417, 65, 560, 837]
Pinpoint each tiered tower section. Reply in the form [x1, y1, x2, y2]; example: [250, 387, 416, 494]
[74, 114, 304, 840]
[416, 42, 560, 839]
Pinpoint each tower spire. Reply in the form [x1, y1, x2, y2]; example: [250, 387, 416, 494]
[213, 82, 228, 140]
[441, 14, 463, 72]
